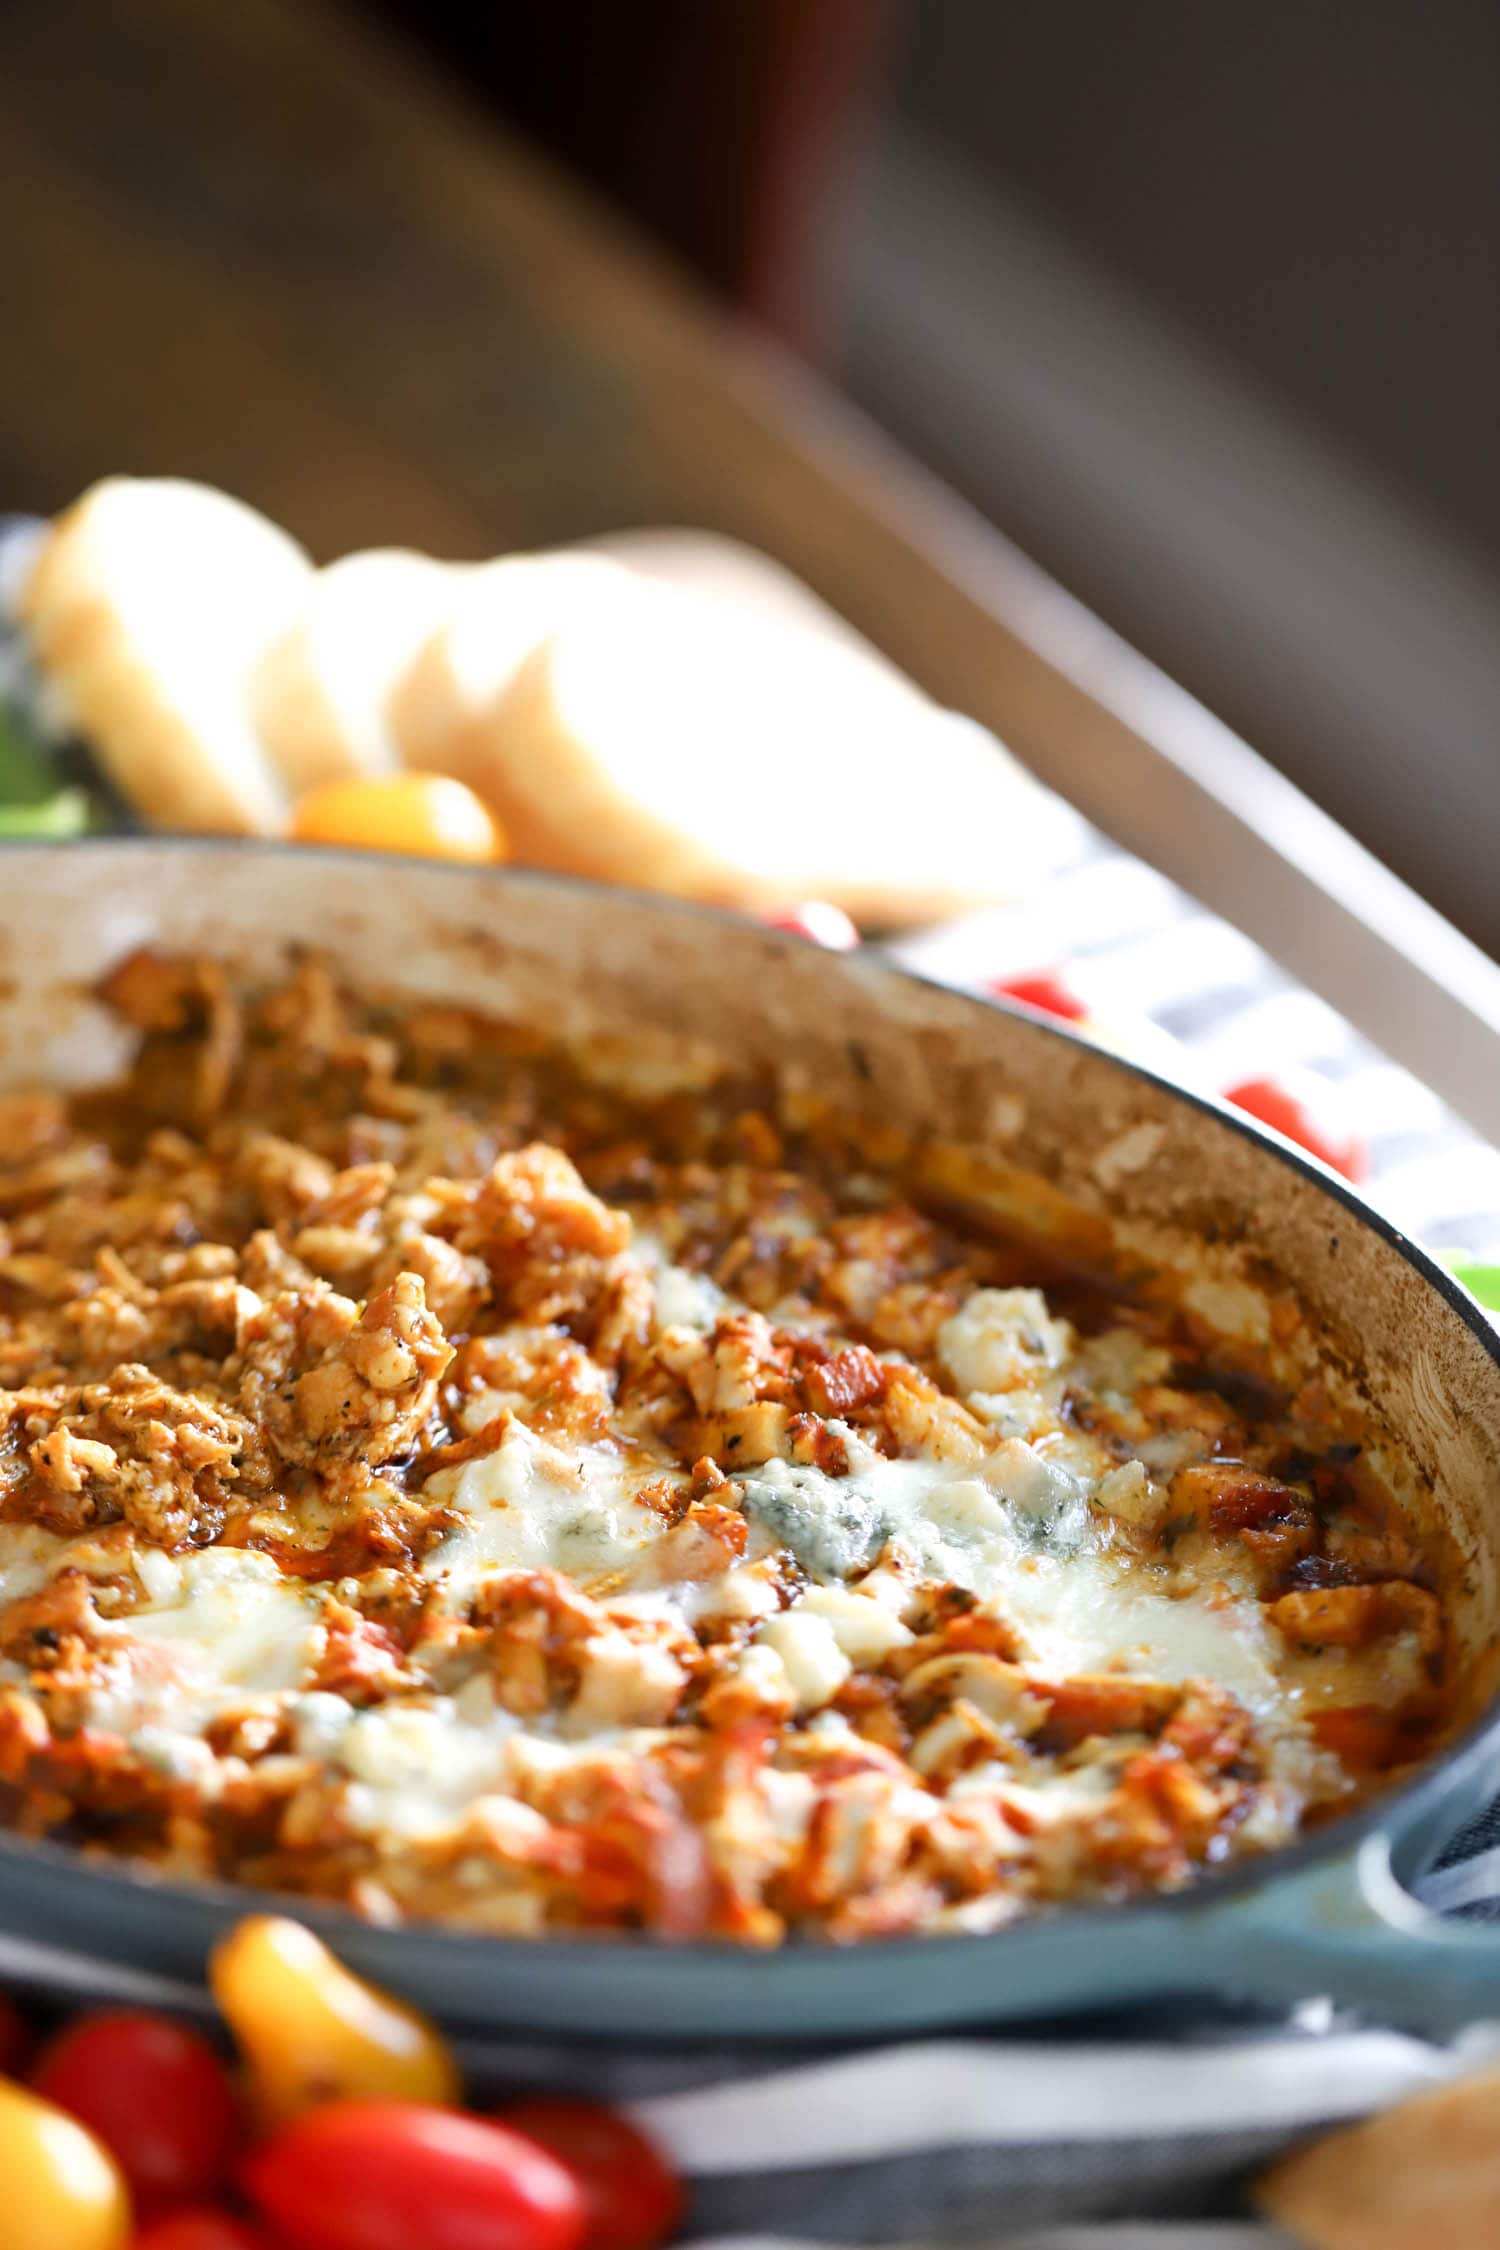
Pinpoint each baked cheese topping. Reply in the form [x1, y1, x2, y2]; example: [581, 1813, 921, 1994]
[0, 956, 1453, 1940]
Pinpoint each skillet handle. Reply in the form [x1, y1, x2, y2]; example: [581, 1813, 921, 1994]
[1208, 1830, 1500, 2037]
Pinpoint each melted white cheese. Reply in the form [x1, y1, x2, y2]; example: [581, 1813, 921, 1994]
[739, 1436, 1280, 1713]
[92, 1550, 324, 1736]
[0, 1261, 1324, 1852]
[422, 1420, 683, 1603]
[938, 1288, 1073, 1395]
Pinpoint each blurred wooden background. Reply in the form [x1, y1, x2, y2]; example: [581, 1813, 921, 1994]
[2, 0, 1498, 1107]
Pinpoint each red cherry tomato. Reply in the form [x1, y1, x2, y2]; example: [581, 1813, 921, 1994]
[989, 969, 1089, 1023]
[1224, 1075, 1369, 1182]
[0, 1990, 30, 2074]
[243, 2099, 586, 2250]
[32, 2009, 240, 2213]
[760, 902, 860, 950]
[500, 2100, 684, 2250]
[132, 2212, 286, 2250]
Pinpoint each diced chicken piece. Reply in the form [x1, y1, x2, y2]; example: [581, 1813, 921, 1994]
[290, 1274, 452, 1464]
[691, 1400, 791, 1468]
[468, 1144, 631, 1266]
[900, 1651, 1046, 1733]
[1037, 1673, 1182, 1744]
[236, 1134, 335, 1226]
[1094, 1458, 1168, 1530]
[98, 951, 242, 1122]
[660, 1309, 789, 1414]
[880, 1368, 987, 1464]
[0, 1095, 68, 1169]
[1268, 1580, 1443, 1664]
[239, 1272, 451, 1466]
[803, 1344, 888, 1418]
[23, 1368, 265, 1541]
[1172, 1461, 1316, 1576]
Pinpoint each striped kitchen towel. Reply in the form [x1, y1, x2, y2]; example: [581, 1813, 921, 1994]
[890, 807, 1500, 1265]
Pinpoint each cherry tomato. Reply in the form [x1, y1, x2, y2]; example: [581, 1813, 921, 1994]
[0, 1988, 31, 2073]
[211, 1917, 459, 2128]
[989, 969, 1089, 1023]
[288, 775, 508, 863]
[0, 2074, 130, 2250]
[760, 902, 860, 950]
[243, 2099, 587, 2250]
[131, 2212, 287, 2250]
[501, 2100, 684, 2250]
[1224, 1075, 1369, 1182]
[33, 2008, 240, 2213]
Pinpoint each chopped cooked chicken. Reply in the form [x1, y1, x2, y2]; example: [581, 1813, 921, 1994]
[0, 954, 1455, 1947]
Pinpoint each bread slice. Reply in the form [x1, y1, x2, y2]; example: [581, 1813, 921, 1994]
[457, 579, 1076, 925]
[578, 527, 918, 691]
[1256, 2061, 1500, 2249]
[20, 477, 308, 834]
[251, 547, 465, 792]
[389, 550, 631, 790]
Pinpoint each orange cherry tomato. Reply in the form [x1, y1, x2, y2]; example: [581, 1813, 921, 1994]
[210, 1917, 459, 2129]
[243, 2100, 586, 2250]
[288, 776, 508, 863]
[33, 2008, 241, 2214]
[500, 2100, 684, 2250]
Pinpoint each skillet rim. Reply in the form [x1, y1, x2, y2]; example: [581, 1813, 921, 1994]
[0, 832, 1496, 1976]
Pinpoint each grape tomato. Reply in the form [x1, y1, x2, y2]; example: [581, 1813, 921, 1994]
[501, 2099, 684, 2250]
[989, 969, 1089, 1023]
[131, 2212, 288, 2250]
[243, 2098, 587, 2250]
[32, 2008, 240, 2213]
[1224, 1074, 1369, 1182]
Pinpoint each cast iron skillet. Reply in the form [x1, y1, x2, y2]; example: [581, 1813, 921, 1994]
[0, 840, 1498, 2042]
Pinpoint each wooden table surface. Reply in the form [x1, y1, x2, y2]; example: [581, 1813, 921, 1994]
[3, 0, 1499, 1131]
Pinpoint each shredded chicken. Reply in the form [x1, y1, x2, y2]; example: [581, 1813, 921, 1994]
[0, 952, 1456, 1944]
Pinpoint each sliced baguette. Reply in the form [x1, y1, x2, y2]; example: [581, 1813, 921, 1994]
[1256, 2061, 1500, 2248]
[389, 549, 631, 790]
[457, 579, 1075, 925]
[251, 547, 466, 792]
[20, 476, 308, 834]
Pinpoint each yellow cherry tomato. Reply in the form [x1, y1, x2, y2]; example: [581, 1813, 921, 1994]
[210, 1915, 460, 2127]
[0, 2075, 130, 2250]
[288, 774, 508, 863]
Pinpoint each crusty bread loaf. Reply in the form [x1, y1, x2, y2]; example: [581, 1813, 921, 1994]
[251, 547, 465, 792]
[578, 527, 919, 690]
[457, 579, 1074, 924]
[1257, 2061, 1500, 2249]
[389, 550, 630, 789]
[20, 477, 308, 834]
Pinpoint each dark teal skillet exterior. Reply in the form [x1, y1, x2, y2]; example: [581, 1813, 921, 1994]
[0, 1753, 1499, 2039]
